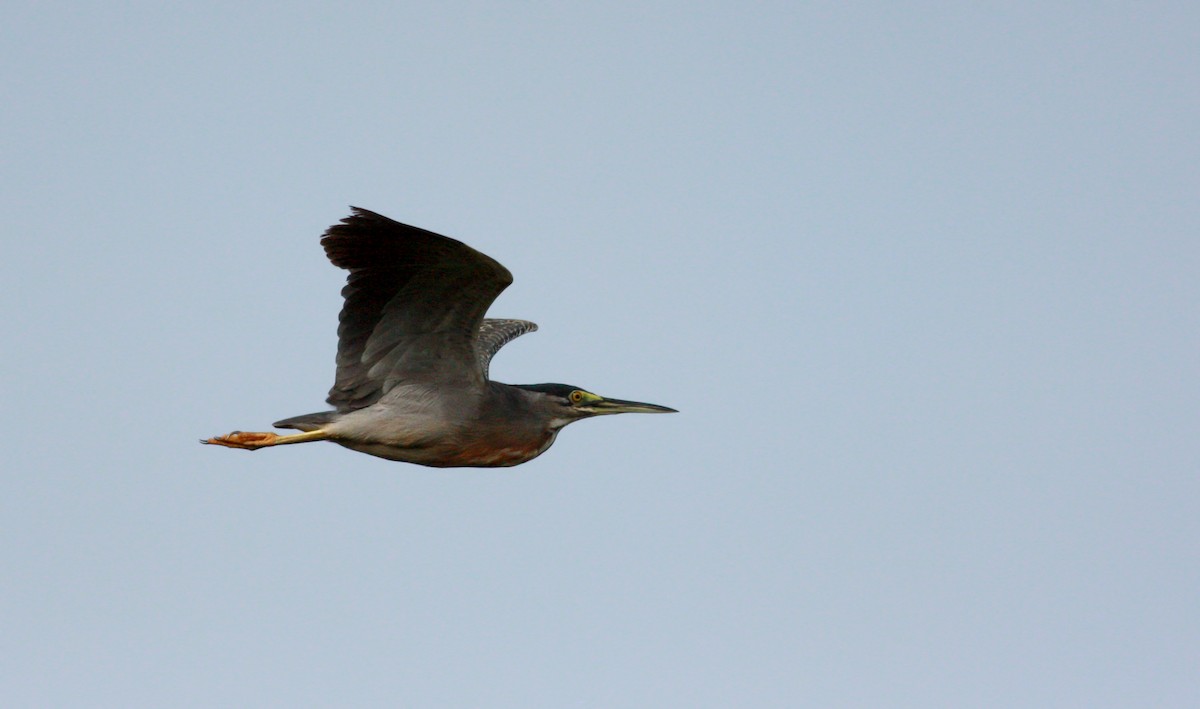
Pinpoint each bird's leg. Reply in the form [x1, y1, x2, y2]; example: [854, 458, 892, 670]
[202, 429, 329, 450]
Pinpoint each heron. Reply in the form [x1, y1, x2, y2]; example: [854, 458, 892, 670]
[202, 208, 675, 467]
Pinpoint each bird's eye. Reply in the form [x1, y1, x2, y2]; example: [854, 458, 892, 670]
[569, 390, 585, 404]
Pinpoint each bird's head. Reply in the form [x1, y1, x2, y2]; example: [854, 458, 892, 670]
[517, 383, 677, 429]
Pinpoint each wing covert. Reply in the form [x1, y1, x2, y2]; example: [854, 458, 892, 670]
[475, 319, 538, 379]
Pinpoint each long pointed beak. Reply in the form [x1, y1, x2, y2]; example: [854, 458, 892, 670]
[587, 396, 678, 415]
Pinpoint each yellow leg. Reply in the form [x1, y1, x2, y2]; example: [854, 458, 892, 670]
[201, 429, 329, 450]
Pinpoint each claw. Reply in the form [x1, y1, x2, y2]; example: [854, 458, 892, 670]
[202, 431, 280, 450]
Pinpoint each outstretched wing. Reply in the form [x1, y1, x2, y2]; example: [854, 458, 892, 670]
[321, 208, 513, 412]
[475, 318, 537, 379]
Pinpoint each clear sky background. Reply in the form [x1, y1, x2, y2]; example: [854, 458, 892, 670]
[2, 2, 1197, 707]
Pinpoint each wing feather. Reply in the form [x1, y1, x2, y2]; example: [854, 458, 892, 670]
[320, 208, 513, 412]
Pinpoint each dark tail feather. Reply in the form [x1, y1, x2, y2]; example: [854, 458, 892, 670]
[273, 411, 338, 431]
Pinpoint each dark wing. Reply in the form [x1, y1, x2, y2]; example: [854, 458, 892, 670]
[475, 318, 538, 379]
[321, 207, 513, 412]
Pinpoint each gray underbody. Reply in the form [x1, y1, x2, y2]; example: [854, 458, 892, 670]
[275, 381, 561, 467]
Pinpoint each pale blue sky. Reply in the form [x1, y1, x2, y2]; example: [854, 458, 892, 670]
[2, 2, 1197, 707]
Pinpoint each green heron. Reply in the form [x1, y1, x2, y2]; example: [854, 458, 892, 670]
[202, 208, 675, 467]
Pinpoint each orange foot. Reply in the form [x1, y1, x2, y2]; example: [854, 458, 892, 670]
[202, 431, 280, 450]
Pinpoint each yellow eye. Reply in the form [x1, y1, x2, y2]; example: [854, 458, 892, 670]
[569, 390, 584, 404]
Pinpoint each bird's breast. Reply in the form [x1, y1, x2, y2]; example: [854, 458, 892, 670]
[435, 429, 558, 468]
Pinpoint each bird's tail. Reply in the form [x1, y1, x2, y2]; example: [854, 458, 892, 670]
[273, 411, 338, 431]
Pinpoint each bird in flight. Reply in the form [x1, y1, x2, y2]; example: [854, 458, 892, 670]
[203, 208, 675, 467]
